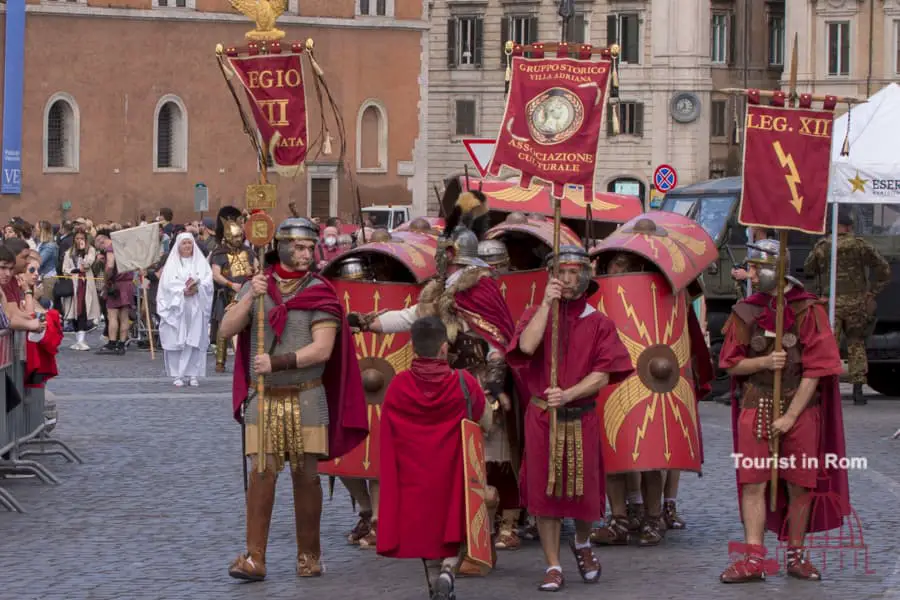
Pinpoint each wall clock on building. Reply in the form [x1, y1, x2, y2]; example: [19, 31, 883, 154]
[670, 92, 701, 124]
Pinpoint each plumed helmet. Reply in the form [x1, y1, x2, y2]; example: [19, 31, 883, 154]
[746, 238, 789, 293]
[337, 257, 368, 280]
[275, 217, 319, 242]
[546, 244, 597, 297]
[216, 206, 244, 246]
[477, 239, 510, 270]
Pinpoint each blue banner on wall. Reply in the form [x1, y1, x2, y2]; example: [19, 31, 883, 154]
[1, 0, 26, 195]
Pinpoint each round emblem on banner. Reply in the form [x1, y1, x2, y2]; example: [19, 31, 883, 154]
[525, 88, 585, 145]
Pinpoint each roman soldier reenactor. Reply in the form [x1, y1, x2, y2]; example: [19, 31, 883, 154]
[506, 245, 634, 591]
[210, 206, 256, 373]
[220, 217, 368, 582]
[477, 240, 511, 272]
[350, 224, 519, 569]
[718, 238, 849, 583]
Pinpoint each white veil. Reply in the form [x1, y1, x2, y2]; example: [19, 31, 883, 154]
[157, 233, 214, 351]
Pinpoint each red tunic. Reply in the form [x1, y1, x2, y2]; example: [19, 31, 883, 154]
[506, 295, 633, 521]
[719, 286, 850, 538]
[377, 358, 486, 560]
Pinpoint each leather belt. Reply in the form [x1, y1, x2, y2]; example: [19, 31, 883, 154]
[531, 397, 595, 421]
[265, 378, 323, 395]
[740, 383, 818, 410]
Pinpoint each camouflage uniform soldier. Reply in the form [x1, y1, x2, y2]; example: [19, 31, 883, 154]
[803, 211, 890, 405]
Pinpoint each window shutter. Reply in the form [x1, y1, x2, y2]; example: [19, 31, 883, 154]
[625, 15, 639, 63]
[635, 103, 645, 136]
[501, 17, 509, 60]
[571, 13, 586, 44]
[474, 17, 484, 67]
[447, 19, 457, 68]
[606, 104, 614, 137]
[728, 13, 736, 65]
[607, 14, 617, 47]
[528, 16, 539, 44]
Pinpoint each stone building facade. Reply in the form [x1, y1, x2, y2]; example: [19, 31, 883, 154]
[425, 0, 789, 211]
[0, 0, 429, 224]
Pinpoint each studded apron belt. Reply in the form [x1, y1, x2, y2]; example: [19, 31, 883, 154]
[530, 397, 595, 498]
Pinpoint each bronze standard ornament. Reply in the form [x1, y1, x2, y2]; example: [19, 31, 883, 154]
[244, 212, 277, 247]
[246, 184, 277, 211]
[525, 87, 585, 146]
[636, 345, 680, 394]
[229, 0, 287, 41]
[357, 357, 395, 405]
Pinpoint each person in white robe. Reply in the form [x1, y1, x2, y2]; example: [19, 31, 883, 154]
[157, 233, 214, 387]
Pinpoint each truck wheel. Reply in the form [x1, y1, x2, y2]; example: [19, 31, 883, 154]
[865, 365, 900, 397]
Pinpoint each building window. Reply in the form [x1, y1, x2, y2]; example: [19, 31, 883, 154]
[454, 99, 477, 137]
[501, 15, 538, 54]
[768, 14, 785, 66]
[310, 178, 332, 219]
[154, 96, 188, 171]
[568, 13, 588, 44]
[607, 13, 640, 64]
[447, 16, 484, 68]
[711, 13, 729, 64]
[711, 100, 727, 138]
[157, 0, 186, 6]
[827, 21, 850, 76]
[607, 102, 644, 137]
[357, 99, 388, 173]
[357, 0, 390, 17]
[44, 94, 79, 171]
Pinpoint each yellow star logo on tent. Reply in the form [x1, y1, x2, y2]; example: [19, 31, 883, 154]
[848, 171, 868, 193]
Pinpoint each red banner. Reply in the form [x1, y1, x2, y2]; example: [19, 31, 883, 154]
[739, 104, 834, 234]
[225, 53, 309, 167]
[487, 56, 612, 199]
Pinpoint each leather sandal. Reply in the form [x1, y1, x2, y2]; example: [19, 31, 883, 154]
[569, 538, 601, 583]
[786, 548, 821, 581]
[591, 515, 629, 545]
[538, 568, 564, 592]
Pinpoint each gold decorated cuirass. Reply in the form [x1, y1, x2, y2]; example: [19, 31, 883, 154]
[227, 249, 254, 279]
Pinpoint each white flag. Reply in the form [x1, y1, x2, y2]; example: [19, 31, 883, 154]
[110, 222, 162, 272]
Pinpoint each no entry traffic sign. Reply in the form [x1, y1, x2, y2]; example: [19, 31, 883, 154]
[653, 164, 678, 193]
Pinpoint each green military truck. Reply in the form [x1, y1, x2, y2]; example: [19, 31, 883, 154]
[660, 176, 900, 399]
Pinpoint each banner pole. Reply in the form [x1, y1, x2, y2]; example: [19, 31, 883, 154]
[142, 274, 155, 361]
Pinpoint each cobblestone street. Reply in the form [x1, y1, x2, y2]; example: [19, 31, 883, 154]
[2, 333, 899, 600]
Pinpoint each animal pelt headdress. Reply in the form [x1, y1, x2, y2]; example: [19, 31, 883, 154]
[442, 176, 490, 240]
[215, 206, 243, 243]
[415, 266, 495, 344]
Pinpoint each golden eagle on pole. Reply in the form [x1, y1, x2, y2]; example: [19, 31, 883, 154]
[229, 0, 288, 41]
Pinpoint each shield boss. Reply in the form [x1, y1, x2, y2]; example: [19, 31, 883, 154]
[636, 344, 680, 393]
[357, 357, 395, 405]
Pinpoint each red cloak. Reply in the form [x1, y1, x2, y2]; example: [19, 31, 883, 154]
[720, 286, 850, 539]
[687, 308, 713, 464]
[25, 309, 63, 388]
[506, 295, 634, 520]
[454, 276, 515, 349]
[232, 269, 369, 461]
[377, 358, 486, 560]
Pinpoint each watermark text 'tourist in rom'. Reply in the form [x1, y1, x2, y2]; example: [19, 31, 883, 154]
[730, 453, 868, 471]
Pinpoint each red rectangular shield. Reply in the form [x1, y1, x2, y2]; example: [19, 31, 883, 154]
[487, 56, 612, 199]
[461, 418, 492, 570]
[739, 104, 834, 235]
[224, 53, 309, 168]
[318, 280, 420, 479]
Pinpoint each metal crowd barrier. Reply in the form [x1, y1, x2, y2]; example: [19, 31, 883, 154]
[0, 329, 83, 513]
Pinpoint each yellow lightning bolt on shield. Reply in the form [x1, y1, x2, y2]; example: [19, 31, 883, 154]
[662, 294, 679, 344]
[667, 395, 695, 459]
[632, 394, 658, 462]
[617, 286, 653, 345]
[773, 140, 803, 214]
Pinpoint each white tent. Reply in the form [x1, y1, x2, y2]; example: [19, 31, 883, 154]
[825, 83, 900, 325]
[829, 82, 900, 205]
